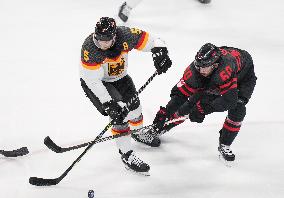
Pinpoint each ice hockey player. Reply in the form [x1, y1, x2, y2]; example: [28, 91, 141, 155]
[118, 0, 211, 22]
[143, 43, 257, 162]
[80, 17, 172, 174]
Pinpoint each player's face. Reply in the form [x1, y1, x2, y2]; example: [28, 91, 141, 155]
[198, 63, 217, 77]
[97, 39, 114, 50]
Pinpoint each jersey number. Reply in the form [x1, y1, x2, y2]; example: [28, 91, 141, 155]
[219, 65, 233, 81]
[123, 42, 129, 51]
[83, 50, 89, 62]
[183, 66, 192, 80]
[130, 28, 142, 35]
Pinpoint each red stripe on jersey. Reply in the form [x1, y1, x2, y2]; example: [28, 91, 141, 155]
[219, 78, 237, 89]
[220, 84, 237, 95]
[177, 78, 197, 96]
[135, 32, 149, 50]
[223, 123, 240, 132]
[183, 82, 198, 94]
[178, 87, 191, 97]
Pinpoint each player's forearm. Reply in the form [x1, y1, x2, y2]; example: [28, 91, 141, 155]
[166, 95, 188, 116]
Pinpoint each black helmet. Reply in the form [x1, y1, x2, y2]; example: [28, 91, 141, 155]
[194, 43, 221, 68]
[95, 17, 117, 41]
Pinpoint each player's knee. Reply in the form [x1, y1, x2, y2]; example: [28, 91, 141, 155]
[228, 102, 246, 122]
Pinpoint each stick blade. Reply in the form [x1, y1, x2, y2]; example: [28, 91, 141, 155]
[0, 147, 29, 157]
[44, 136, 63, 153]
[29, 177, 59, 186]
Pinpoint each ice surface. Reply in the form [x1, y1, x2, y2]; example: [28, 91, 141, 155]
[0, 0, 283, 197]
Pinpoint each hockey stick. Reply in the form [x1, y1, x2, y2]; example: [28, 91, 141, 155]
[0, 147, 29, 157]
[52, 116, 189, 150]
[44, 71, 158, 153]
[29, 71, 158, 186]
[44, 115, 189, 153]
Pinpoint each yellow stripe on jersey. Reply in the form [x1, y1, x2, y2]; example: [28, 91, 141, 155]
[136, 32, 149, 51]
[81, 61, 101, 70]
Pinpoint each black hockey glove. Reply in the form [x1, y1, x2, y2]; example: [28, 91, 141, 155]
[188, 101, 206, 123]
[151, 47, 172, 75]
[189, 97, 214, 123]
[102, 100, 128, 124]
[153, 106, 168, 131]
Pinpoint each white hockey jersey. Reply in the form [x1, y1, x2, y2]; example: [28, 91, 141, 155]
[80, 26, 166, 104]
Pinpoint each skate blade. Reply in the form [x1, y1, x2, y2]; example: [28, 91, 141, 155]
[218, 154, 234, 168]
[124, 165, 150, 176]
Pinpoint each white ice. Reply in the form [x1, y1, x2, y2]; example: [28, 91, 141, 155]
[0, 0, 283, 197]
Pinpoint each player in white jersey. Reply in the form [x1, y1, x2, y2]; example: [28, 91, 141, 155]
[80, 17, 172, 174]
[118, 0, 211, 22]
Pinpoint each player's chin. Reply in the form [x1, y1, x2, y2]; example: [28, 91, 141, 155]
[100, 47, 109, 51]
[200, 73, 209, 77]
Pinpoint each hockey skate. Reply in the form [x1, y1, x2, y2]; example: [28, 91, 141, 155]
[132, 130, 161, 147]
[118, 2, 132, 22]
[120, 150, 150, 176]
[218, 143, 235, 167]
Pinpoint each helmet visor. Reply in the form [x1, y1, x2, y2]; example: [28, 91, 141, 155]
[95, 33, 115, 41]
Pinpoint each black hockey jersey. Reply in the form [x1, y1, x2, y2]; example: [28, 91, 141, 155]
[172, 47, 256, 112]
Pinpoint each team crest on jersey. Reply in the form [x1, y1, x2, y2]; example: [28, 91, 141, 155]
[108, 57, 125, 76]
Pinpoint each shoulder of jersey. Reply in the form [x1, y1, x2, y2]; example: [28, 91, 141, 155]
[212, 57, 237, 86]
[182, 63, 203, 88]
[116, 26, 149, 51]
[81, 34, 104, 70]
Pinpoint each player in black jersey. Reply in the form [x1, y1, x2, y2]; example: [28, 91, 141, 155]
[143, 43, 257, 162]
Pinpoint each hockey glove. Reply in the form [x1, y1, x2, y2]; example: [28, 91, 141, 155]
[188, 101, 206, 123]
[151, 47, 172, 75]
[189, 97, 214, 123]
[153, 106, 168, 131]
[102, 100, 128, 124]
